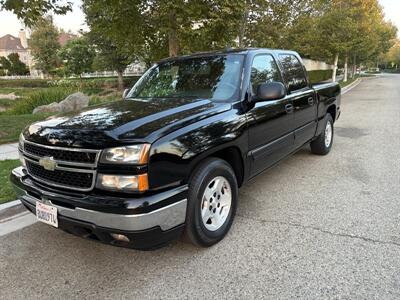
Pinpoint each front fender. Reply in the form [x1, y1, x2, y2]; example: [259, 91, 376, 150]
[147, 109, 248, 190]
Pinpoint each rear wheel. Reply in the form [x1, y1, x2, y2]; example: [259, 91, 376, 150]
[184, 158, 238, 247]
[310, 114, 334, 155]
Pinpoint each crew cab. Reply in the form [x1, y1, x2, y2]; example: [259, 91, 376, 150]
[11, 48, 340, 249]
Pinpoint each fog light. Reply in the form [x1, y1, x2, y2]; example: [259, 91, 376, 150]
[110, 233, 130, 243]
[96, 173, 149, 192]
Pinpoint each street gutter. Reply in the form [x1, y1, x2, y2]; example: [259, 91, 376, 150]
[341, 78, 362, 95]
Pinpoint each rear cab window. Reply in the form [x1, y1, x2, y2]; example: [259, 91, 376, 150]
[278, 54, 308, 93]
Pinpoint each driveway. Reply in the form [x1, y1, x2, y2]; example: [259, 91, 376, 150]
[0, 75, 399, 299]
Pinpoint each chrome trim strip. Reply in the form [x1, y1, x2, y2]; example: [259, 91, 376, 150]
[23, 151, 98, 169]
[24, 157, 96, 192]
[19, 191, 187, 231]
[24, 156, 96, 174]
[23, 138, 101, 168]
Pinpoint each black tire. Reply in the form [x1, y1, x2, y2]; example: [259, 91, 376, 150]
[184, 157, 238, 247]
[310, 114, 334, 155]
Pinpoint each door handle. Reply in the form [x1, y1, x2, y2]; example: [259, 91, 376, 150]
[308, 97, 314, 105]
[285, 103, 294, 114]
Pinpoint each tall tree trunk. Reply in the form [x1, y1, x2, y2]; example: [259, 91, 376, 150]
[117, 70, 124, 91]
[168, 9, 178, 57]
[332, 53, 339, 82]
[344, 53, 348, 82]
[238, 0, 249, 47]
[352, 54, 357, 78]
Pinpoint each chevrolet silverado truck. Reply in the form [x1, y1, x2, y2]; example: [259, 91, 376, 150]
[11, 48, 340, 250]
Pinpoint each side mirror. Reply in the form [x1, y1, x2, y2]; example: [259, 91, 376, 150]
[122, 88, 130, 99]
[253, 82, 286, 102]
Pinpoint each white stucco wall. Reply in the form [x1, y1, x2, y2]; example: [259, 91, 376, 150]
[302, 58, 334, 71]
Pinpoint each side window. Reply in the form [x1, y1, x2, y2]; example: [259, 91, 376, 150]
[250, 55, 282, 93]
[278, 54, 308, 92]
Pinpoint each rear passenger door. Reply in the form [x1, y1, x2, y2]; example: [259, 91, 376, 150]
[247, 54, 295, 177]
[278, 54, 317, 148]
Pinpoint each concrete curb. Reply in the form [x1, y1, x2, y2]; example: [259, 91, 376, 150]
[341, 78, 362, 95]
[0, 200, 21, 212]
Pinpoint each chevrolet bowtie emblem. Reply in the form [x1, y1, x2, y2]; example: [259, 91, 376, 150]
[39, 156, 56, 171]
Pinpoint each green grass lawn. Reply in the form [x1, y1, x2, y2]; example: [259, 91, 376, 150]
[0, 160, 20, 204]
[0, 114, 49, 144]
[0, 87, 41, 97]
[340, 76, 360, 88]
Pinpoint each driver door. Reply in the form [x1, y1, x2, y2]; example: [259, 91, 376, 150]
[247, 54, 295, 177]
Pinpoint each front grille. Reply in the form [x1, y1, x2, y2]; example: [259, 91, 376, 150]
[24, 143, 97, 164]
[26, 161, 94, 190]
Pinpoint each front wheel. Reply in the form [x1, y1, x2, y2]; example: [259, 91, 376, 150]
[184, 158, 238, 247]
[310, 114, 334, 155]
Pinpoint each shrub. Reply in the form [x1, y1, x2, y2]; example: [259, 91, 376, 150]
[383, 69, 400, 74]
[50, 76, 141, 90]
[0, 79, 50, 88]
[307, 70, 333, 84]
[9, 87, 77, 114]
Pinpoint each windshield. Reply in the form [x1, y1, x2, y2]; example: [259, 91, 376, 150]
[128, 54, 244, 101]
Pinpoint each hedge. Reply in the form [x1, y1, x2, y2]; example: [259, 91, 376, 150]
[0, 79, 50, 88]
[383, 69, 400, 73]
[307, 70, 333, 84]
[0, 76, 141, 89]
[50, 76, 141, 89]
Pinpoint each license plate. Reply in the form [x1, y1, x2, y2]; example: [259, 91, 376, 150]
[36, 202, 58, 228]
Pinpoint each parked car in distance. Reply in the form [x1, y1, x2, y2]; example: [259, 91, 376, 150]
[11, 48, 341, 249]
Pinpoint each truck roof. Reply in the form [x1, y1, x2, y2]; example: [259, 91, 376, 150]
[159, 48, 299, 63]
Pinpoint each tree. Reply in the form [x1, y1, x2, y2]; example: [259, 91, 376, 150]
[0, 53, 29, 75]
[88, 33, 131, 90]
[0, 0, 71, 26]
[82, 0, 245, 66]
[313, 0, 397, 82]
[7, 53, 29, 75]
[58, 38, 95, 77]
[82, 0, 144, 89]
[0, 56, 11, 74]
[29, 16, 60, 77]
[382, 40, 400, 69]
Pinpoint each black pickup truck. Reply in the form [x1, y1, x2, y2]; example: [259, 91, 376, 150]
[11, 48, 340, 249]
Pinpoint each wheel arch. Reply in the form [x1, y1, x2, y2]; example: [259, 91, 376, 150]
[187, 145, 245, 188]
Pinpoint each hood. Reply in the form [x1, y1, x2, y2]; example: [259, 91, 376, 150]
[24, 97, 231, 148]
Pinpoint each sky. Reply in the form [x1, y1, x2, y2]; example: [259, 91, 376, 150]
[0, 0, 399, 38]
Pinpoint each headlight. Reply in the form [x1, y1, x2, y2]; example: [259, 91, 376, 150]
[100, 144, 150, 164]
[96, 174, 149, 192]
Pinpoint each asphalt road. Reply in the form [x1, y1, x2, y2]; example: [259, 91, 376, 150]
[1, 75, 399, 299]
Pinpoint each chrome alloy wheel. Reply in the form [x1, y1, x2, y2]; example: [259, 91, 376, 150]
[200, 176, 232, 231]
[325, 121, 333, 148]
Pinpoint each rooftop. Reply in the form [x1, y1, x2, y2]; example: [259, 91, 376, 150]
[0, 34, 27, 51]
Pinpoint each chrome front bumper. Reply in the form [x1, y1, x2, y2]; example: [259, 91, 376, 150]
[11, 167, 187, 232]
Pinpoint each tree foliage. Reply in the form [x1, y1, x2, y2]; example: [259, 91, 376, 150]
[29, 16, 60, 76]
[0, 0, 71, 26]
[381, 40, 400, 69]
[58, 37, 95, 77]
[81, 0, 397, 81]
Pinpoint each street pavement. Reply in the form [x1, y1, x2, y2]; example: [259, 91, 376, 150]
[0, 142, 19, 160]
[0, 74, 399, 299]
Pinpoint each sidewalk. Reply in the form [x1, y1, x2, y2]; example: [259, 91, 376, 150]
[0, 143, 19, 160]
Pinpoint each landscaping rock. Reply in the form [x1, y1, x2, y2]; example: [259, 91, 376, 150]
[59, 92, 89, 112]
[33, 102, 62, 114]
[33, 92, 89, 114]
